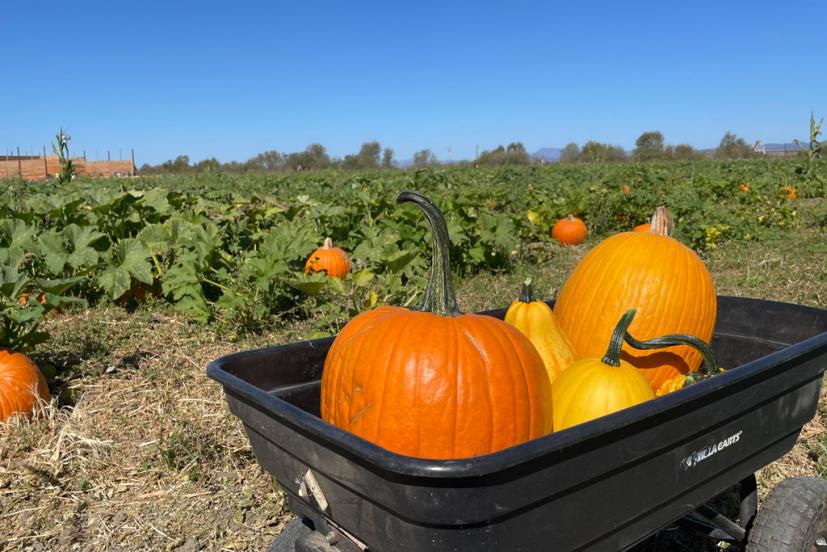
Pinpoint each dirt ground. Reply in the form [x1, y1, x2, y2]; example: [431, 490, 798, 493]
[2, 217, 825, 551]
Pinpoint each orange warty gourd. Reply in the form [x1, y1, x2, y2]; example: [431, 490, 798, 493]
[554, 206, 717, 396]
[321, 191, 552, 459]
[0, 349, 50, 422]
[304, 238, 349, 278]
[553, 310, 719, 430]
[551, 215, 587, 245]
[504, 278, 577, 384]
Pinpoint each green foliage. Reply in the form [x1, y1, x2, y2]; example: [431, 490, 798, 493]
[634, 131, 665, 161]
[342, 141, 382, 170]
[413, 149, 438, 167]
[477, 143, 530, 165]
[0, 267, 83, 351]
[579, 141, 626, 163]
[794, 112, 825, 197]
[0, 159, 822, 337]
[52, 128, 75, 184]
[716, 132, 758, 160]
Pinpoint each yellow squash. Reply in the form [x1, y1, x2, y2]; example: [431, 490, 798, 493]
[505, 279, 577, 384]
[553, 309, 719, 431]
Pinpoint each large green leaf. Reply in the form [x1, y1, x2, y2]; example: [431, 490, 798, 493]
[64, 224, 105, 270]
[139, 188, 171, 215]
[38, 229, 70, 275]
[98, 239, 153, 299]
[0, 219, 38, 266]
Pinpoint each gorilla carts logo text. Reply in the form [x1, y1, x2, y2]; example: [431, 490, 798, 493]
[681, 431, 743, 470]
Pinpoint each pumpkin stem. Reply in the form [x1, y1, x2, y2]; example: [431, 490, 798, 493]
[519, 278, 535, 303]
[397, 191, 460, 316]
[602, 309, 638, 367]
[322, 237, 334, 249]
[649, 206, 675, 237]
[623, 326, 720, 377]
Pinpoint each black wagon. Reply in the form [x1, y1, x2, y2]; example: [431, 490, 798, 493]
[208, 296, 827, 551]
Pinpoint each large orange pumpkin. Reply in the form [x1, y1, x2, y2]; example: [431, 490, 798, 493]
[554, 206, 717, 395]
[0, 349, 50, 422]
[305, 238, 349, 278]
[551, 215, 587, 245]
[321, 191, 552, 459]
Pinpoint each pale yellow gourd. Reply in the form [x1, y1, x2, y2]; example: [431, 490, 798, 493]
[505, 279, 577, 384]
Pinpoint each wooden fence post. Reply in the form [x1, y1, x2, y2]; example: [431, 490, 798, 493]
[16, 147, 22, 177]
[131, 148, 136, 175]
[43, 145, 48, 178]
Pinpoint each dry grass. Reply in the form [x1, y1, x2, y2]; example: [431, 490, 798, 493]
[1, 310, 297, 551]
[1, 203, 825, 551]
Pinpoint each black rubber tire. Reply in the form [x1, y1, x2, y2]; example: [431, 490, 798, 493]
[266, 518, 312, 552]
[747, 476, 827, 552]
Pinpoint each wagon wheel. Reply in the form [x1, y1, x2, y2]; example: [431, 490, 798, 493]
[747, 476, 827, 552]
[267, 518, 312, 552]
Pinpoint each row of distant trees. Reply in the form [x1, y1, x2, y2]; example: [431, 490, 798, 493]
[138, 140, 536, 174]
[139, 141, 395, 174]
[138, 131, 798, 174]
[560, 131, 763, 164]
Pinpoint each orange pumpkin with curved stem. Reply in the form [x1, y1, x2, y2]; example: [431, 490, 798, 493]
[304, 238, 349, 278]
[321, 191, 552, 459]
[554, 206, 717, 396]
[551, 215, 587, 245]
[0, 349, 50, 422]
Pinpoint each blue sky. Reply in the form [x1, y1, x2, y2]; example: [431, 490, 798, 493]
[2, 1, 825, 164]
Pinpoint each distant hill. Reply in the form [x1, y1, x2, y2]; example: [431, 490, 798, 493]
[763, 142, 805, 152]
[532, 147, 562, 162]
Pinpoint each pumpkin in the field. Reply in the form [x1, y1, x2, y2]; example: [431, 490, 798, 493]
[632, 222, 650, 233]
[504, 278, 577, 384]
[305, 238, 349, 278]
[551, 215, 587, 245]
[0, 349, 50, 422]
[554, 206, 716, 396]
[321, 191, 552, 459]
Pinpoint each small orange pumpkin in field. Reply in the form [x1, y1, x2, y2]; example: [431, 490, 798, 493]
[739, 183, 749, 192]
[633, 222, 650, 233]
[0, 349, 50, 422]
[321, 191, 552, 459]
[18, 291, 46, 308]
[781, 184, 798, 200]
[305, 238, 349, 278]
[551, 215, 587, 245]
